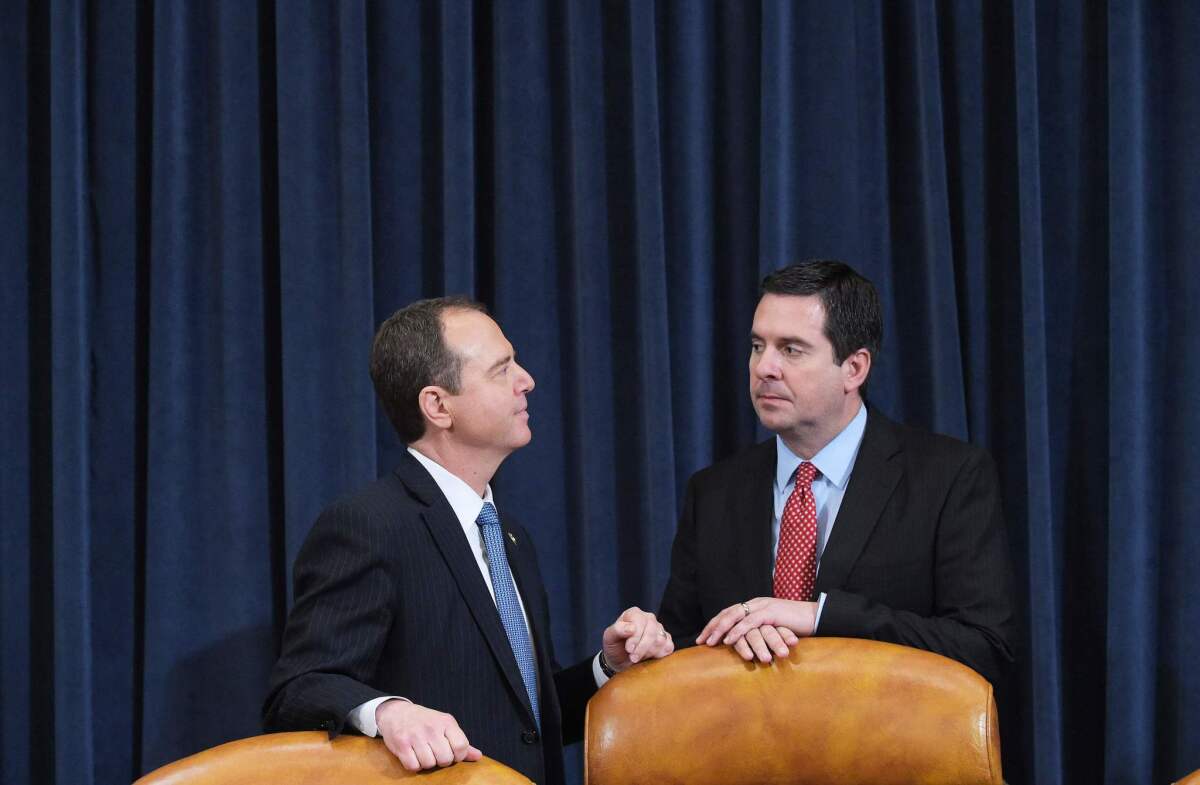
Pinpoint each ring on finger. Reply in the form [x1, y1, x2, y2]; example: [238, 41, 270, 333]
[740, 601, 752, 618]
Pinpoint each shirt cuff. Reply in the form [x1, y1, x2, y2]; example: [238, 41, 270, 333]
[813, 592, 828, 632]
[592, 652, 610, 687]
[348, 696, 409, 737]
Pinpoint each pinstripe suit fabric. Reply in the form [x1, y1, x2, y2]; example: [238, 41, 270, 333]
[263, 452, 595, 785]
[659, 407, 1017, 691]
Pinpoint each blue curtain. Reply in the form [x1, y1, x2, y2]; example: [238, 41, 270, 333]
[3, 2, 1198, 784]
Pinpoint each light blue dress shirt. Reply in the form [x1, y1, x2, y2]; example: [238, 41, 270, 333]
[771, 403, 868, 626]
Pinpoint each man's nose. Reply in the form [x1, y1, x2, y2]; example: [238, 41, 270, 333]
[515, 362, 535, 393]
[754, 349, 781, 379]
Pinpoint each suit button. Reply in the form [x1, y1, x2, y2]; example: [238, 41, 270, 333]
[521, 729, 539, 744]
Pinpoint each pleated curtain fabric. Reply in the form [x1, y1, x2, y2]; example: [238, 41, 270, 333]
[3, 3, 1199, 785]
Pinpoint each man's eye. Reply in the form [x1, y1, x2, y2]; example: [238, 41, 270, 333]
[750, 343, 764, 353]
[784, 346, 802, 356]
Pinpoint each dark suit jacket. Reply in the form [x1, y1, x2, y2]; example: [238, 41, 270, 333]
[658, 407, 1016, 690]
[263, 452, 596, 785]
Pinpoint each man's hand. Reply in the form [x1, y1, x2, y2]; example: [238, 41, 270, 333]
[375, 699, 482, 771]
[696, 598, 817, 662]
[601, 606, 675, 671]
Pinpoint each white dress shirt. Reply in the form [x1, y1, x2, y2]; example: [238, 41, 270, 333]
[349, 448, 606, 737]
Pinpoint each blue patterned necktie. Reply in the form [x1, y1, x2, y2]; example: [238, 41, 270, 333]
[476, 501, 540, 728]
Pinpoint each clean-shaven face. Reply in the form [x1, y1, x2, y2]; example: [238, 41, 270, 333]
[749, 293, 851, 440]
[440, 309, 535, 455]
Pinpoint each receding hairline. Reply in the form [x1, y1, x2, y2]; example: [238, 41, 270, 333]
[436, 306, 515, 378]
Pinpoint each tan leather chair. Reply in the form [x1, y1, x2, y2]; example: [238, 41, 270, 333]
[133, 731, 532, 785]
[585, 637, 1002, 785]
[1175, 768, 1200, 785]
[135, 638, 999, 785]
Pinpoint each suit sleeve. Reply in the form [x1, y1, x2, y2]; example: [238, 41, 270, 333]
[553, 658, 600, 745]
[657, 474, 705, 643]
[262, 503, 394, 735]
[816, 450, 1017, 688]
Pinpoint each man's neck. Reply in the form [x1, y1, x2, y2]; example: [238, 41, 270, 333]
[408, 437, 506, 497]
[778, 398, 863, 460]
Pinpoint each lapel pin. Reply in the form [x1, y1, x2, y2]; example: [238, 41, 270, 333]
[507, 532, 517, 545]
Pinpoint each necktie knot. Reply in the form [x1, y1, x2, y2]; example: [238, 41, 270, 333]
[794, 462, 819, 488]
[477, 501, 500, 528]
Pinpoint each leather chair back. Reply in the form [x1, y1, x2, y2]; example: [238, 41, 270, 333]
[133, 731, 532, 785]
[585, 637, 1002, 785]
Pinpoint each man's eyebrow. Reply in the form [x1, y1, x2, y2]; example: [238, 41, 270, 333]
[486, 354, 513, 373]
[749, 332, 814, 348]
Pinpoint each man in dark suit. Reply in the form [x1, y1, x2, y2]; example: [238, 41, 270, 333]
[658, 260, 1015, 691]
[264, 296, 673, 785]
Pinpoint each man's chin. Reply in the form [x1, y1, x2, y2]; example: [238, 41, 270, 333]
[752, 401, 790, 427]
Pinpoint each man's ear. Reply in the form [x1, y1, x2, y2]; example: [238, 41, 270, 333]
[842, 349, 872, 394]
[418, 386, 453, 433]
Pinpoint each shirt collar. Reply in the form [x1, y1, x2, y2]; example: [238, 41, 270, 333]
[407, 446, 495, 528]
[775, 402, 868, 491]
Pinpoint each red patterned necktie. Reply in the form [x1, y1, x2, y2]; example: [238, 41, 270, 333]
[773, 462, 820, 601]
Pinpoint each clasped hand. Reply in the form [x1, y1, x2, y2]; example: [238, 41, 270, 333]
[601, 605, 675, 670]
[696, 597, 817, 663]
[378, 606, 672, 771]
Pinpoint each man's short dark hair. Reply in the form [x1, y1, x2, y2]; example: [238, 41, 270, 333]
[370, 296, 489, 444]
[760, 259, 883, 367]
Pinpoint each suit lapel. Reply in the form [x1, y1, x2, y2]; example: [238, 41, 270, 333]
[500, 519, 553, 672]
[736, 440, 777, 597]
[488, 510, 551, 726]
[396, 456, 537, 725]
[815, 409, 902, 592]
[499, 512, 570, 736]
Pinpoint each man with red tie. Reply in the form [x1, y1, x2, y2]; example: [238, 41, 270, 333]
[657, 260, 1016, 691]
